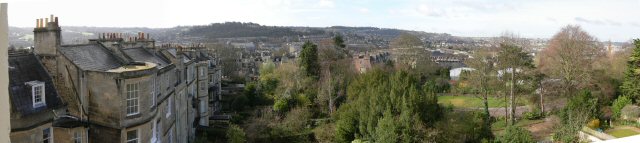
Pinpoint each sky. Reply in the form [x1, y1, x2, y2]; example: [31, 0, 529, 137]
[5, 0, 640, 42]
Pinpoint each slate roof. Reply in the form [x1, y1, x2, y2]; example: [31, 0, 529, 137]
[58, 44, 125, 71]
[167, 48, 177, 58]
[195, 51, 212, 62]
[8, 52, 64, 116]
[122, 47, 171, 68]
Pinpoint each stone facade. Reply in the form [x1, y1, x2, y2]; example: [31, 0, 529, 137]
[7, 15, 222, 143]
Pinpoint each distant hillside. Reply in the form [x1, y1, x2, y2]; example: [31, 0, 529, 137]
[8, 22, 464, 47]
[181, 22, 326, 38]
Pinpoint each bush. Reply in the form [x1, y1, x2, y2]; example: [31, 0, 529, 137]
[612, 96, 632, 119]
[313, 123, 335, 143]
[499, 126, 534, 143]
[231, 94, 249, 111]
[227, 124, 247, 143]
[587, 119, 600, 129]
[273, 99, 290, 112]
[523, 109, 543, 120]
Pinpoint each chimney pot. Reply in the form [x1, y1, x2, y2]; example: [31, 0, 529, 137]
[55, 17, 58, 24]
[50, 15, 53, 22]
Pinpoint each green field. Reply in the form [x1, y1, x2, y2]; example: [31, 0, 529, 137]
[491, 119, 544, 131]
[606, 128, 640, 138]
[437, 95, 524, 108]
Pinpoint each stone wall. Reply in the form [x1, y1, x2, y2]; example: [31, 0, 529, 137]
[10, 123, 51, 143]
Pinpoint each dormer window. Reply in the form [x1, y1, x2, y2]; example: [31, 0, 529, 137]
[26, 81, 46, 108]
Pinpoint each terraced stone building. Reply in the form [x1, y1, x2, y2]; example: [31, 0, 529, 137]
[8, 15, 222, 143]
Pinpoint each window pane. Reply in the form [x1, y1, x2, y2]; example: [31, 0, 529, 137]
[126, 83, 140, 115]
[42, 128, 50, 143]
[126, 130, 138, 143]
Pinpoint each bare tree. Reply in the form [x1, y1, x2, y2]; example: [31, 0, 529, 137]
[538, 25, 604, 96]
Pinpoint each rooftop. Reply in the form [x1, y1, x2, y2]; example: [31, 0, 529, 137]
[8, 52, 64, 116]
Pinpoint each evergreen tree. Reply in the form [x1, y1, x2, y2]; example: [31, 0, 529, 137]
[334, 69, 442, 142]
[621, 39, 640, 101]
[333, 34, 346, 49]
[497, 43, 533, 125]
[299, 41, 321, 80]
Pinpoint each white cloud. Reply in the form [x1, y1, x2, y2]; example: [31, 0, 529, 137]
[6, 0, 640, 41]
[318, 0, 334, 8]
[358, 7, 370, 14]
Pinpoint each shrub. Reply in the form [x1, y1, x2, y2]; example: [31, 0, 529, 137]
[227, 124, 247, 143]
[587, 119, 600, 129]
[273, 99, 290, 112]
[499, 126, 534, 143]
[612, 96, 632, 119]
[523, 109, 543, 120]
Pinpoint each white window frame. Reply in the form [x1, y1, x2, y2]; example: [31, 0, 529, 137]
[199, 67, 205, 77]
[189, 85, 195, 97]
[126, 83, 140, 116]
[156, 119, 162, 143]
[168, 127, 174, 143]
[151, 78, 157, 108]
[73, 130, 82, 143]
[126, 129, 139, 143]
[43, 127, 52, 143]
[166, 95, 173, 118]
[26, 81, 46, 108]
[151, 119, 158, 143]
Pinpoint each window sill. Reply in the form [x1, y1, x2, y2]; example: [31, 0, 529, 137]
[33, 102, 46, 108]
[126, 113, 141, 119]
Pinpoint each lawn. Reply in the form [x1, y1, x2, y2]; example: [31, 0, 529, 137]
[437, 95, 525, 108]
[491, 119, 544, 131]
[606, 128, 640, 138]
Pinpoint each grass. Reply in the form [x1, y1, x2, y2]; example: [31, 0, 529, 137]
[491, 119, 544, 131]
[437, 95, 525, 108]
[606, 128, 640, 138]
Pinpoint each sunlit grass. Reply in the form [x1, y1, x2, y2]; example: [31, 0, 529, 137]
[437, 95, 524, 108]
[606, 128, 640, 138]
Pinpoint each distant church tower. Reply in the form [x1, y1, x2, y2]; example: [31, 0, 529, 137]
[33, 15, 61, 80]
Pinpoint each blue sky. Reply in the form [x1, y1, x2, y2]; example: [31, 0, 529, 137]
[6, 0, 640, 41]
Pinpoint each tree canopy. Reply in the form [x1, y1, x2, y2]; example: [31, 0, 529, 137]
[299, 41, 321, 80]
[620, 39, 640, 101]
